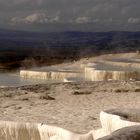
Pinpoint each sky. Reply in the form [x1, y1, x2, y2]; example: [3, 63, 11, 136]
[0, 0, 140, 32]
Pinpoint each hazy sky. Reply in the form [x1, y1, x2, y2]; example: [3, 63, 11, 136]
[0, 0, 140, 31]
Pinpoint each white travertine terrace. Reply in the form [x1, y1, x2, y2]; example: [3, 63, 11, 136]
[20, 70, 82, 80]
[93, 128, 107, 140]
[20, 71, 51, 79]
[98, 60, 140, 69]
[93, 109, 140, 139]
[1, 109, 140, 140]
[84, 60, 140, 81]
[51, 71, 82, 80]
[84, 63, 97, 80]
[85, 69, 140, 81]
[100, 110, 140, 135]
[0, 121, 93, 140]
[20, 56, 140, 81]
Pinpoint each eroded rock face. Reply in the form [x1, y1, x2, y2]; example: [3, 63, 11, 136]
[97, 125, 140, 140]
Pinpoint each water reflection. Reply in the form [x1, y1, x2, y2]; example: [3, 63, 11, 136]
[0, 72, 55, 87]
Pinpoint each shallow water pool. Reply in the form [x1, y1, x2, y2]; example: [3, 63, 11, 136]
[0, 72, 57, 87]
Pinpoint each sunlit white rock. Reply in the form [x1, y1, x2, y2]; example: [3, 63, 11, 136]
[84, 61, 140, 81]
[92, 128, 107, 140]
[0, 121, 94, 140]
[100, 109, 140, 135]
[20, 70, 82, 80]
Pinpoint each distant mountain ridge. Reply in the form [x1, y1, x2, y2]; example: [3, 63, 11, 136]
[0, 29, 140, 70]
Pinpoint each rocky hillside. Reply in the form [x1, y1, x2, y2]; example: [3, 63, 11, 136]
[0, 29, 140, 70]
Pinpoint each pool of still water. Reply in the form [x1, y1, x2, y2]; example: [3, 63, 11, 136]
[0, 72, 58, 87]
